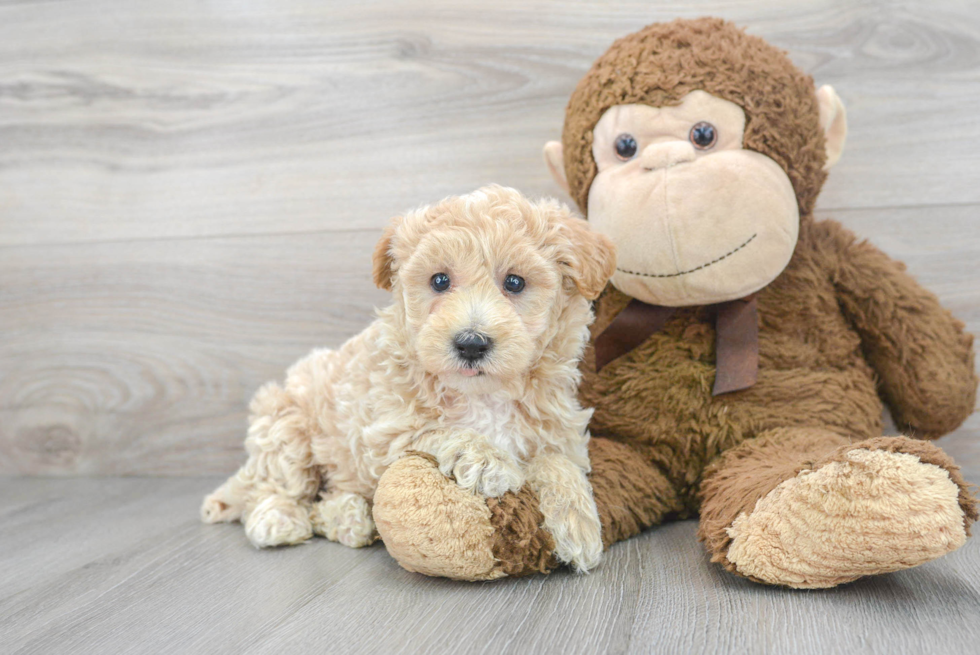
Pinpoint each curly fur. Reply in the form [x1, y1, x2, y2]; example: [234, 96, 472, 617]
[201, 186, 615, 572]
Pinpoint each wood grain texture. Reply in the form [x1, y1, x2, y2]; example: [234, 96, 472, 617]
[3, 203, 979, 475]
[0, 0, 979, 246]
[2, 475, 980, 655]
[0, 2, 978, 480]
[3, 3, 980, 653]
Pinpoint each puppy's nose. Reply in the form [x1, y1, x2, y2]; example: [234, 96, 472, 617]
[454, 332, 493, 363]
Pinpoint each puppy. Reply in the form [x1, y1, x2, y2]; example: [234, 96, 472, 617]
[201, 185, 616, 572]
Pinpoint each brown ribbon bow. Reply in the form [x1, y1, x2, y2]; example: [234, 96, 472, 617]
[594, 295, 759, 396]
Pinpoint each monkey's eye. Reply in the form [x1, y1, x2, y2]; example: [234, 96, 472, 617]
[614, 134, 638, 160]
[690, 122, 717, 150]
[503, 274, 525, 294]
[431, 273, 451, 292]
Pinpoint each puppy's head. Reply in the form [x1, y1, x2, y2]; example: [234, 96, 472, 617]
[373, 185, 615, 393]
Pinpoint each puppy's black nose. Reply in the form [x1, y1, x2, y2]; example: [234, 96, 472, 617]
[454, 332, 493, 363]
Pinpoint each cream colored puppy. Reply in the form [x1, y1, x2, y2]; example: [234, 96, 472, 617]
[201, 185, 616, 573]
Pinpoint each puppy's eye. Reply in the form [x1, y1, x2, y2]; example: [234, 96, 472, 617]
[430, 273, 451, 292]
[614, 134, 638, 160]
[690, 122, 717, 150]
[503, 274, 525, 294]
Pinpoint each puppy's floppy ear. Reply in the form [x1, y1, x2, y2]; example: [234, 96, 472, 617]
[552, 207, 616, 300]
[372, 218, 401, 291]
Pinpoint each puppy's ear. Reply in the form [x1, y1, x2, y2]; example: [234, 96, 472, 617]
[553, 207, 616, 300]
[372, 218, 400, 291]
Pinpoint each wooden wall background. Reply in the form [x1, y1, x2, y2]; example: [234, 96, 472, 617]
[1, 0, 978, 476]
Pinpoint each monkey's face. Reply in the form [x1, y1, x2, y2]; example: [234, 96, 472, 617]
[586, 91, 799, 307]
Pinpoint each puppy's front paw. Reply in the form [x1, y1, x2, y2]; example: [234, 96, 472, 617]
[550, 504, 603, 573]
[440, 441, 524, 497]
[529, 454, 604, 573]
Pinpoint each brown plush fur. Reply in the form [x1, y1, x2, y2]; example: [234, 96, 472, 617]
[562, 17, 827, 218]
[582, 218, 976, 504]
[373, 18, 978, 586]
[815, 436, 979, 531]
[711, 437, 973, 587]
[697, 428, 854, 575]
[568, 21, 977, 579]
[488, 489, 558, 577]
[587, 437, 687, 547]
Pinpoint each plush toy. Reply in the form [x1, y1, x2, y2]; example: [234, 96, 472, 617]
[372, 17, 978, 588]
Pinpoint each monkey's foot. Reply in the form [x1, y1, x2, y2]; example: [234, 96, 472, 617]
[724, 437, 976, 588]
[373, 452, 558, 580]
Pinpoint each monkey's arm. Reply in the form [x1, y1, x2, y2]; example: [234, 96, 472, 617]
[814, 219, 976, 438]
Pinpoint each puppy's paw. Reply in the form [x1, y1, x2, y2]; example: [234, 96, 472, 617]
[244, 495, 313, 548]
[440, 441, 524, 498]
[201, 493, 240, 524]
[549, 503, 604, 573]
[529, 454, 604, 573]
[311, 492, 378, 548]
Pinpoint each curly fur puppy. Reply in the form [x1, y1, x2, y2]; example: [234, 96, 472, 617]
[201, 185, 616, 572]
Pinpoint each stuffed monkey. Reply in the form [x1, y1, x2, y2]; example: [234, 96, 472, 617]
[372, 17, 978, 588]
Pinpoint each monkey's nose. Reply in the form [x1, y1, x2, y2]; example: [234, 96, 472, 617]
[641, 141, 696, 171]
[454, 331, 493, 363]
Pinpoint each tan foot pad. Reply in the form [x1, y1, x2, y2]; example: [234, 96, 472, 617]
[725, 448, 967, 588]
[374, 454, 505, 581]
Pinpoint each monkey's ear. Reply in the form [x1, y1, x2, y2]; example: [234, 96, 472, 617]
[555, 210, 616, 300]
[817, 85, 847, 170]
[543, 141, 569, 193]
[371, 219, 400, 291]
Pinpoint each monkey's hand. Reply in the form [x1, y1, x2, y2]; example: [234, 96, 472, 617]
[818, 219, 977, 438]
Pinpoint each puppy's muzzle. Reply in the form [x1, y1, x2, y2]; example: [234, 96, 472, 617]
[453, 331, 493, 364]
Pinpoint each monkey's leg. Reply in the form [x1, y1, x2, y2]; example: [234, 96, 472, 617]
[201, 381, 320, 548]
[373, 437, 685, 580]
[698, 429, 977, 589]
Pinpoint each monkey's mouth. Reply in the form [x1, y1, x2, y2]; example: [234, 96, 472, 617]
[616, 233, 757, 279]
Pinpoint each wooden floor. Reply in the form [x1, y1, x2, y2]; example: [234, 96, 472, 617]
[3, 0, 980, 653]
[3, 462, 980, 655]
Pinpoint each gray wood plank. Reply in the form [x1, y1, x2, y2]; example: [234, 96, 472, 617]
[0, 205, 980, 475]
[0, 477, 210, 598]
[2, 477, 979, 655]
[3, 203, 979, 476]
[0, 477, 375, 655]
[2, 1, 980, 653]
[0, 230, 387, 475]
[2, 0, 980, 475]
[0, 0, 979, 248]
